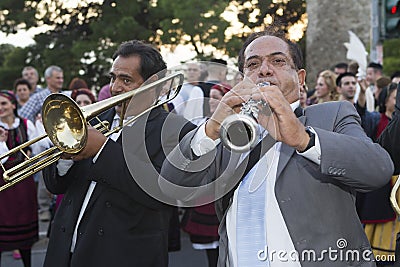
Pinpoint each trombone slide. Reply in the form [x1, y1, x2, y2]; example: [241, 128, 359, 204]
[0, 71, 184, 191]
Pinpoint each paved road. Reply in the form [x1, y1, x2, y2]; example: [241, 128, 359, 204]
[1, 219, 209, 267]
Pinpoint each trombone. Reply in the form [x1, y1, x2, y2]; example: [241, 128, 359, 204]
[0, 71, 184, 192]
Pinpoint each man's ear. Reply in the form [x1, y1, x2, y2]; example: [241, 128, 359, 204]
[297, 69, 306, 86]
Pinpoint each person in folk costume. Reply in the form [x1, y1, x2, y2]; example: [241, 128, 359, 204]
[0, 90, 40, 267]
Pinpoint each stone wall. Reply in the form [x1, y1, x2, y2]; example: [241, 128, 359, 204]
[306, 0, 371, 88]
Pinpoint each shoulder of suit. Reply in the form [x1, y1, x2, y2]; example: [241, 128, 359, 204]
[158, 108, 190, 124]
[94, 108, 115, 123]
[155, 109, 196, 133]
[304, 101, 352, 114]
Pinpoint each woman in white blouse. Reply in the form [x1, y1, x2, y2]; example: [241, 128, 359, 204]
[0, 90, 39, 267]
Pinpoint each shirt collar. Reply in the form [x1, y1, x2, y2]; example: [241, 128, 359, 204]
[0, 117, 20, 130]
[290, 100, 300, 112]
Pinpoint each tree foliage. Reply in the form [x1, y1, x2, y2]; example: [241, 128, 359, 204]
[0, 0, 307, 92]
[235, 0, 305, 31]
[0, 44, 29, 90]
[383, 38, 400, 77]
[156, 0, 231, 58]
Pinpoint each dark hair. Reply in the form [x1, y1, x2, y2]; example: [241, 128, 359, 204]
[376, 76, 391, 90]
[13, 78, 32, 91]
[334, 62, 348, 70]
[336, 72, 356, 87]
[348, 61, 359, 75]
[238, 25, 304, 73]
[391, 71, 400, 80]
[68, 78, 88, 90]
[112, 40, 167, 81]
[71, 88, 96, 104]
[379, 82, 398, 113]
[211, 58, 227, 65]
[0, 90, 18, 116]
[367, 62, 383, 71]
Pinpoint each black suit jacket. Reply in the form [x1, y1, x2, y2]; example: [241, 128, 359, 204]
[43, 106, 194, 267]
[378, 103, 400, 174]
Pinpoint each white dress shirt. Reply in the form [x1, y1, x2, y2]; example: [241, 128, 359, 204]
[57, 113, 122, 253]
[365, 86, 375, 112]
[0, 118, 40, 163]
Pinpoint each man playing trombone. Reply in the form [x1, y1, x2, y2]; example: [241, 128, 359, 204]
[42, 40, 194, 267]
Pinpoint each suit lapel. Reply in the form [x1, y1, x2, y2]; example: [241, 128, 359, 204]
[85, 181, 103, 211]
[88, 107, 162, 209]
[118, 106, 162, 150]
[89, 108, 115, 128]
[143, 107, 161, 140]
[276, 114, 306, 179]
[83, 109, 115, 210]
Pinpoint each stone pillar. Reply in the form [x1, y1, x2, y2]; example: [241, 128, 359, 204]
[305, 0, 371, 88]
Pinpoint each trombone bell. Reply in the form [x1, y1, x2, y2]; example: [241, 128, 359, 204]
[41, 71, 184, 155]
[42, 95, 87, 154]
[0, 71, 184, 191]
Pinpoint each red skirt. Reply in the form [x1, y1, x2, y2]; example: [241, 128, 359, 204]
[181, 203, 220, 244]
[0, 174, 38, 251]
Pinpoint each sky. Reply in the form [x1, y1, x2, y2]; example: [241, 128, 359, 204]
[0, 1, 305, 68]
[0, 30, 36, 47]
[0, 28, 207, 68]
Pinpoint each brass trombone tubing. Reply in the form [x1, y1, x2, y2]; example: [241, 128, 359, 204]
[0, 120, 111, 192]
[58, 72, 184, 137]
[0, 133, 48, 172]
[42, 72, 183, 154]
[0, 149, 62, 191]
[3, 146, 59, 181]
[0, 72, 183, 191]
[96, 74, 183, 138]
